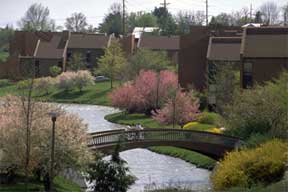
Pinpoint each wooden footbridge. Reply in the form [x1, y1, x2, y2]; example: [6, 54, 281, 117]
[88, 129, 243, 160]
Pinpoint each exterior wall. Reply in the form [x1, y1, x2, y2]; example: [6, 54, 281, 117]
[241, 58, 288, 88]
[10, 31, 39, 57]
[67, 48, 105, 68]
[120, 35, 135, 57]
[0, 56, 21, 79]
[179, 27, 209, 90]
[20, 58, 62, 77]
[167, 50, 179, 65]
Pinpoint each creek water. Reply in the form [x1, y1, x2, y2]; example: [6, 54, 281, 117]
[61, 103, 211, 192]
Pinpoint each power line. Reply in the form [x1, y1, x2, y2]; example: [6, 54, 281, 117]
[206, 0, 208, 25]
[123, 0, 126, 35]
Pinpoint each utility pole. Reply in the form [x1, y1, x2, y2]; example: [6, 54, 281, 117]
[206, 0, 208, 26]
[250, 4, 253, 21]
[160, 0, 170, 10]
[122, 0, 125, 35]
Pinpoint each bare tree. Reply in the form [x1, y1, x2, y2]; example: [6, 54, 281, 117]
[18, 3, 56, 31]
[259, 1, 279, 25]
[175, 11, 205, 34]
[283, 3, 288, 25]
[65, 12, 88, 32]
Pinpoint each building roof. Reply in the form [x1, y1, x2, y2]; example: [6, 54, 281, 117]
[241, 27, 288, 58]
[35, 33, 65, 59]
[68, 34, 110, 49]
[138, 36, 180, 51]
[207, 37, 242, 61]
[133, 27, 160, 39]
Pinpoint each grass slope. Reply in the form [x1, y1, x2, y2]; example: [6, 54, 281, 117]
[149, 146, 216, 170]
[105, 112, 180, 128]
[0, 176, 83, 192]
[0, 81, 114, 106]
[0, 51, 8, 62]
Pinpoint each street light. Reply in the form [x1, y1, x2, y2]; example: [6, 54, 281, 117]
[48, 112, 59, 192]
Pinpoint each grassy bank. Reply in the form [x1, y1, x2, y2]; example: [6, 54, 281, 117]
[0, 176, 83, 192]
[0, 51, 8, 62]
[149, 146, 216, 170]
[105, 112, 181, 128]
[0, 81, 114, 106]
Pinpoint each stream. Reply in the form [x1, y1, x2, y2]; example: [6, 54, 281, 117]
[61, 103, 211, 192]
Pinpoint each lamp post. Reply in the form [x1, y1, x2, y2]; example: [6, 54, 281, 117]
[48, 112, 59, 192]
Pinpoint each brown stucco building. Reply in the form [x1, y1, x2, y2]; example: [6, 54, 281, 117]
[179, 26, 242, 90]
[138, 35, 180, 65]
[2, 31, 111, 78]
[206, 37, 242, 104]
[240, 27, 288, 88]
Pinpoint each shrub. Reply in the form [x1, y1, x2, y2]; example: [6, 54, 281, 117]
[74, 70, 95, 92]
[211, 140, 288, 191]
[57, 71, 76, 91]
[49, 66, 62, 77]
[0, 79, 11, 87]
[153, 89, 200, 127]
[198, 112, 220, 125]
[183, 122, 215, 131]
[34, 77, 55, 95]
[223, 71, 288, 139]
[16, 79, 32, 90]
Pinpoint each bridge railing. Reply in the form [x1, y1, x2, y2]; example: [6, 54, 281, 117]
[88, 129, 241, 148]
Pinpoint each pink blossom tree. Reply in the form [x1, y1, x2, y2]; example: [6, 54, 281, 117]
[109, 70, 178, 114]
[109, 82, 145, 113]
[153, 89, 200, 128]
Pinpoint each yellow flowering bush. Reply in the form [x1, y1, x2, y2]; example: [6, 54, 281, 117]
[211, 139, 288, 191]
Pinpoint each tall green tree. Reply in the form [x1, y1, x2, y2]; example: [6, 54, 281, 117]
[98, 41, 126, 89]
[127, 12, 158, 32]
[86, 141, 135, 192]
[68, 52, 85, 71]
[254, 11, 263, 23]
[99, 3, 123, 36]
[283, 3, 288, 25]
[126, 49, 171, 80]
[18, 3, 56, 31]
[153, 7, 177, 35]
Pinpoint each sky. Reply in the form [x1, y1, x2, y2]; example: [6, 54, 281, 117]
[0, 0, 287, 28]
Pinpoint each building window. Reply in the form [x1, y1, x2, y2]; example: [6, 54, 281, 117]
[86, 50, 91, 63]
[35, 60, 40, 77]
[208, 62, 217, 84]
[67, 50, 72, 62]
[243, 62, 253, 89]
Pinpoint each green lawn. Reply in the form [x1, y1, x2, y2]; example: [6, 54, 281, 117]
[0, 51, 8, 62]
[105, 112, 181, 128]
[0, 81, 115, 106]
[149, 146, 216, 170]
[0, 176, 83, 192]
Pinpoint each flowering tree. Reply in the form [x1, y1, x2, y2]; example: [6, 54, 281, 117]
[34, 77, 56, 95]
[56, 70, 94, 92]
[57, 71, 76, 91]
[74, 70, 95, 92]
[153, 89, 200, 127]
[109, 82, 145, 113]
[0, 96, 91, 182]
[98, 41, 127, 89]
[109, 70, 178, 113]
